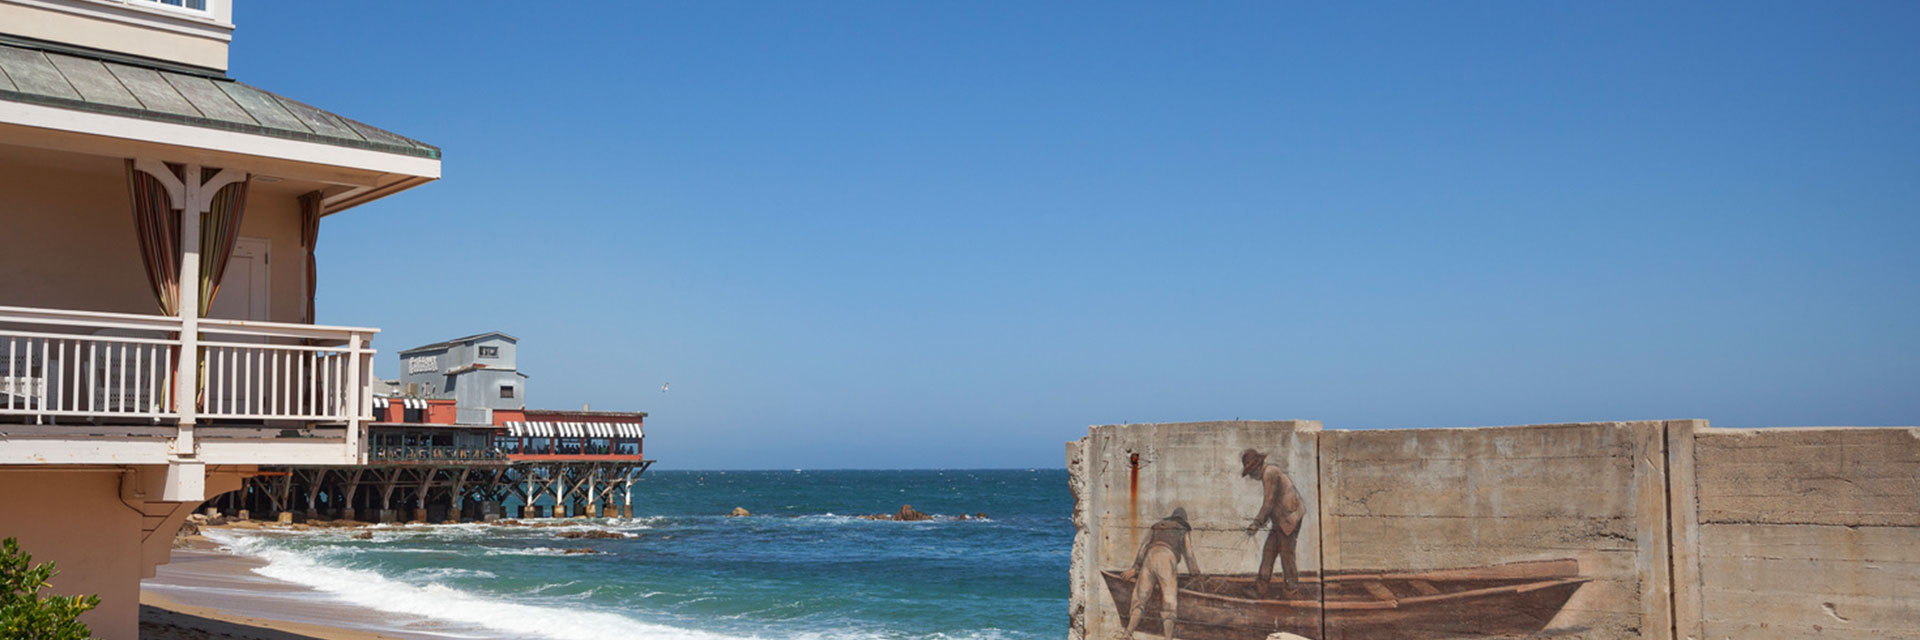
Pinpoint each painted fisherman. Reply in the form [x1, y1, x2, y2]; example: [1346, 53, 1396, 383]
[1119, 508, 1202, 639]
[1240, 448, 1304, 597]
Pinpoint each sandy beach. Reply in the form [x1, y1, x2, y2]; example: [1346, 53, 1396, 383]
[139, 534, 466, 640]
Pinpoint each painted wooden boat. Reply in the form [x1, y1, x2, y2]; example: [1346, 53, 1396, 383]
[1101, 558, 1589, 640]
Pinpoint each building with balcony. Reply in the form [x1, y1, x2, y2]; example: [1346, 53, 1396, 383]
[0, 1, 438, 636]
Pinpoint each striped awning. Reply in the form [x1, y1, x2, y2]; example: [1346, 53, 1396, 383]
[403, 398, 428, 409]
[503, 421, 643, 438]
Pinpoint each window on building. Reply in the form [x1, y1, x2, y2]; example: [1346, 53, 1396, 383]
[479, 346, 498, 358]
[141, 0, 208, 10]
[500, 385, 515, 398]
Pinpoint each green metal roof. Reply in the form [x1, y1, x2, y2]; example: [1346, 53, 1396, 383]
[0, 40, 439, 160]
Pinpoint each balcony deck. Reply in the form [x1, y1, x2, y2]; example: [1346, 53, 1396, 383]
[0, 304, 376, 466]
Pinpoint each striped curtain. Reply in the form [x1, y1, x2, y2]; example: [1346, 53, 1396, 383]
[299, 191, 322, 323]
[197, 169, 251, 315]
[126, 160, 183, 316]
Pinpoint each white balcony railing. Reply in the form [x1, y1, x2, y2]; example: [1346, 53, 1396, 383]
[0, 305, 377, 426]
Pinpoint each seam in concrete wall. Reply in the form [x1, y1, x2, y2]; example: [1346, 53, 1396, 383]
[1662, 422, 1678, 640]
[1315, 428, 1327, 640]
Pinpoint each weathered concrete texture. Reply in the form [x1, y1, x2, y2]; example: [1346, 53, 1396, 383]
[1072, 420, 1322, 640]
[1319, 422, 1671, 639]
[1681, 427, 1920, 640]
[1068, 438, 1090, 640]
[1070, 420, 1920, 640]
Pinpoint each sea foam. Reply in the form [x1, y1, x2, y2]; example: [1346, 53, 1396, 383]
[203, 529, 742, 640]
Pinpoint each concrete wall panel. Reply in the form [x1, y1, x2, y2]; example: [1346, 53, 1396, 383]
[1687, 427, 1920, 640]
[1319, 422, 1670, 639]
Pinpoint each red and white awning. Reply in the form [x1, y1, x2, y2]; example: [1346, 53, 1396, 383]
[369, 396, 426, 409]
[504, 421, 642, 438]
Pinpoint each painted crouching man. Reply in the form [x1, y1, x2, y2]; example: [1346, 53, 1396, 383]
[1119, 508, 1202, 639]
[1240, 448, 1304, 597]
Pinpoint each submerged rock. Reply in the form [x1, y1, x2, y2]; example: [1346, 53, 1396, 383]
[556, 529, 626, 540]
[352, 531, 374, 540]
[730, 507, 751, 517]
[561, 547, 599, 555]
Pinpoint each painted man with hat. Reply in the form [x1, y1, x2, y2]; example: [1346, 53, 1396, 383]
[1241, 448, 1305, 597]
[1118, 507, 1202, 639]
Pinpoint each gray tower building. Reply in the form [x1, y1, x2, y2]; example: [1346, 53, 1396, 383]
[396, 332, 528, 424]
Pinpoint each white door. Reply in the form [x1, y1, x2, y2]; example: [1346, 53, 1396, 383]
[204, 237, 271, 417]
[208, 237, 270, 322]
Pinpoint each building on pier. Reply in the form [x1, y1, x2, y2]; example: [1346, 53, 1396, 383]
[224, 336, 655, 523]
[396, 331, 525, 425]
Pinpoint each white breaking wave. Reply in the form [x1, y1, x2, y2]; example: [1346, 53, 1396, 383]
[479, 547, 570, 557]
[203, 529, 743, 640]
[400, 567, 498, 581]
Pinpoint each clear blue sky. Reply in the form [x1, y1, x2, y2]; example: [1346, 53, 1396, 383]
[235, 3, 1920, 470]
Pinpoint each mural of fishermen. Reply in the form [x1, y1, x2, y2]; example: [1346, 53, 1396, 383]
[1118, 508, 1202, 639]
[1240, 448, 1305, 597]
[1098, 440, 1592, 639]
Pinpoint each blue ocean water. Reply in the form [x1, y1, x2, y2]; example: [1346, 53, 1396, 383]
[205, 469, 1070, 640]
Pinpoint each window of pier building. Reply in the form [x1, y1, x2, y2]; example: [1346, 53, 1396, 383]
[494, 434, 522, 454]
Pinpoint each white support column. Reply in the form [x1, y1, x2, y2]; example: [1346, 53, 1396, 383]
[346, 332, 364, 463]
[136, 159, 248, 501]
[175, 163, 201, 459]
[587, 466, 599, 517]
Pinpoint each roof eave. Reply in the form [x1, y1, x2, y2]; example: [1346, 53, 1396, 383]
[0, 98, 440, 181]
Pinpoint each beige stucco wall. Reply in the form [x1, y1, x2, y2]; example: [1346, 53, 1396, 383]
[0, 148, 308, 322]
[0, 2, 230, 71]
[0, 468, 148, 640]
[0, 466, 244, 640]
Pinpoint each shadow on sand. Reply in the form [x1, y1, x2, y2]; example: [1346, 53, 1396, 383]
[138, 604, 329, 640]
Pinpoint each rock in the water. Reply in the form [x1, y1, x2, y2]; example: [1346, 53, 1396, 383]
[895, 504, 932, 522]
[556, 529, 626, 539]
[730, 507, 751, 517]
[352, 531, 373, 540]
[561, 547, 599, 555]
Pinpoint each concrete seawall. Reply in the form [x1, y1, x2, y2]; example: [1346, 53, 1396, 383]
[1067, 420, 1920, 640]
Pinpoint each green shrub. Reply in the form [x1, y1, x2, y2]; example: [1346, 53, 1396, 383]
[0, 537, 98, 640]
